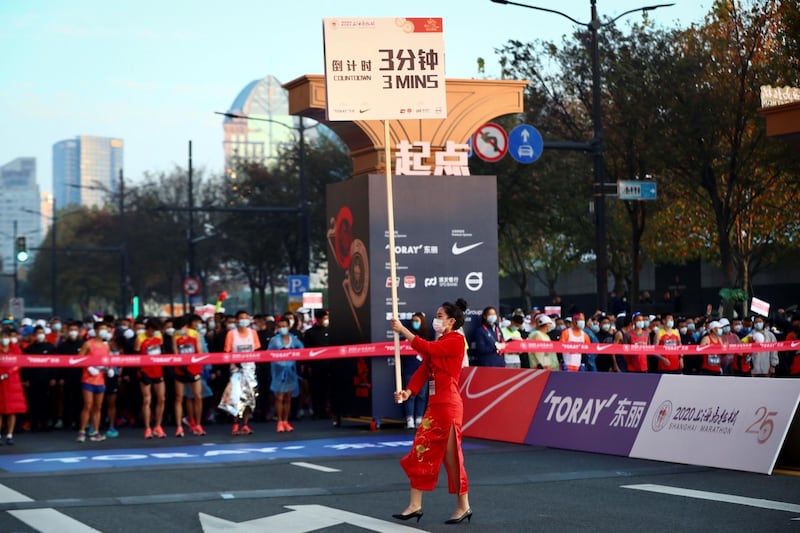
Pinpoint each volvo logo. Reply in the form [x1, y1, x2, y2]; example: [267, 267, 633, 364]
[465, 272, 483, 292]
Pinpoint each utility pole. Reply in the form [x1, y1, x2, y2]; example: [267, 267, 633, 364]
[187, 140, 195, 313]
[119, 169, 129, 318]
[51, 197, 57, 316]
[13, 220, 19, 298]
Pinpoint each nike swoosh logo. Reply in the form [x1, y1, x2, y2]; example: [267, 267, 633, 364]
[359, 108, 369, 113]
[309, 349, 327, 358]
[595, 344, 612, 351]
[791, 341, 800, 349]
[452, 242, 484, 255]
[191, 355, 209, 363]
[69, 357, 88, 365]
[695, 345, 712, 352]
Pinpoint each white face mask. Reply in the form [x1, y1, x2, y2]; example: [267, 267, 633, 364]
[576, 320, 586, 330]
[98, 330, 111, 341]
[486, 315, 497, 325]
[68, 330, 79, 339]
[238, 319, 251, 328]
[0, 338, 9, 347]
[432, 317, 446, 334]
[36, 333, 46, 343]
[601, 323, 611, 332]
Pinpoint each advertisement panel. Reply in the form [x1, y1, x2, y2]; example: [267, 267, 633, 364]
[629, 375, 800, 474]
[322, 17, 447, 121]
[460, 367, 550, 444]
[326, 174, 499, 420]
[327, 178, 373, 346]
[365, 174, 498, 343]
[525, 373, 661, 456]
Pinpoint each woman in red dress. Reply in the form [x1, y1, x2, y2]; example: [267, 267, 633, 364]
[0, 329, 27, 445]
[390, 299, 472, 525]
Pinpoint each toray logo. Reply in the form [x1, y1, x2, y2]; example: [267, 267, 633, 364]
[385, 244, 423, 254]
[543, 390, 618, 425]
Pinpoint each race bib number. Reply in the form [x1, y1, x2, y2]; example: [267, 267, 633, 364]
[178, 343, 195, 354]
[146, 345, 162, 355]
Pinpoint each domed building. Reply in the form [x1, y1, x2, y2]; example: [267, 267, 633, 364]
[222, 75, 320, 176]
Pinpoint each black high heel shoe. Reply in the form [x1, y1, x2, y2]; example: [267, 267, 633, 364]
[392, 509, 423, 522]
[445, 508, 472, 524]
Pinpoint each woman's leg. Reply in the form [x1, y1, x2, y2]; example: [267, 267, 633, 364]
[105, 392, 117, 431]
[6, 414, 16, 436]
[91, 392, 105, 432]
[79, 388, 92, 432]
[153, 381, 166, 428]
[191, 380, 203, 426]
[140, 383, 152, 430]
[443, 423, 470, 517]
[173, 381, 185, 428]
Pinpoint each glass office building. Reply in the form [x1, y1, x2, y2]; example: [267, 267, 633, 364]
[52, 135, 123, 208]
[0, 158, 42, 274]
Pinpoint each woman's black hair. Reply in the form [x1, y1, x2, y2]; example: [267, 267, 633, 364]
[442, 299, 467, 330]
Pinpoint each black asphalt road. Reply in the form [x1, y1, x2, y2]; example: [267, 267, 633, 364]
[0, 419, 797, 532]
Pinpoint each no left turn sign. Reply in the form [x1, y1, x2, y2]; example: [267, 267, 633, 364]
[183, 277, 200, 296]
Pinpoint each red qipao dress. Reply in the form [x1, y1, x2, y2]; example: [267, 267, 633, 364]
[400, 331, 468, 495]
[0, 343, 28, 415]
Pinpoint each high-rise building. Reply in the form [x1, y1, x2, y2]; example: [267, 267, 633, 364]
[52, 135, 124, 208]
[0, 158, 42, 273]
[223, 75, 322, 177]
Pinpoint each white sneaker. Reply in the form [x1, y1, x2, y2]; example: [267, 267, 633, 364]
[415, 417, 423, 427]
[406, 416, 415, 429]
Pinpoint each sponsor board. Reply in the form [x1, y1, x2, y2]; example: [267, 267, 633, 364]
[525, 372, 661, 456]
[629, 375, 800, 474]
[460, 367, 549, 444]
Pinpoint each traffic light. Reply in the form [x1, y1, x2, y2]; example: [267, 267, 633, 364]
[15, 237, 29, 263]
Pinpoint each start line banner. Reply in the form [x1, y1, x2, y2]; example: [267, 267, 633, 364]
[3, 338, 799, 368]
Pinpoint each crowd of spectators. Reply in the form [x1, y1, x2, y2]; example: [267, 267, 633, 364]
[467, 304, 800, 378]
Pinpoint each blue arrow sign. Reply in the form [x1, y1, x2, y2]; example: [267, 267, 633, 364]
[508, 124, 544, 164]
[617, 180, 657, 201]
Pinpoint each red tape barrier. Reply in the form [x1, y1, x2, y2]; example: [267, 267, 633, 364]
[1, 341, 419, 368]
[504, 339, 800, 356]
[2, 338, 798, 368]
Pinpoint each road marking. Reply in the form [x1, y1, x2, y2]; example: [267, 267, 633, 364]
[0, 484, 32, 503]
[0, 482, 102, 533]
[9, 509, 102, 533]
[622, 484, 800, 513]
[200, 504, 425, 532]
[291, 461, 341, 473]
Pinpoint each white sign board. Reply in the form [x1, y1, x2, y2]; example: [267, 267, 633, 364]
[9, 298, 24, 318]
[750, 296, 770, 317]
[322, 17, 447, 121]
[629, 375, 800, 474]
[302, 292, 324, 310]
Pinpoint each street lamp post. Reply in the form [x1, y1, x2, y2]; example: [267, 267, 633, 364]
[490, 0, 673, 311]
[215, 111, 313, 276]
